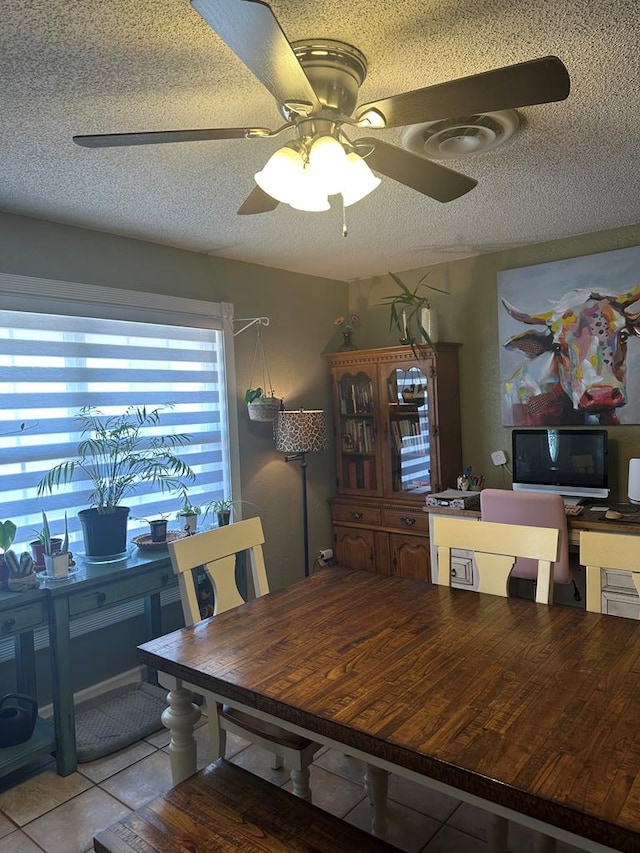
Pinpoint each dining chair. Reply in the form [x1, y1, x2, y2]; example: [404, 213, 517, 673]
[432, 515, 560, 853]
[164, 517, 321, 800]
[480, 489, 576, 600]
[580, 530, 639, 614]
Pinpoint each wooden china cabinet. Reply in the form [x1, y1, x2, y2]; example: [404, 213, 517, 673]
[324, 345, 462, 581]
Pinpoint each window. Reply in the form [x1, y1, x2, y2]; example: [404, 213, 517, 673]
[0, 274, 238, 554]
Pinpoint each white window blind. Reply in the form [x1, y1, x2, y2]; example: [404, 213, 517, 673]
[0, 275, 238, 553]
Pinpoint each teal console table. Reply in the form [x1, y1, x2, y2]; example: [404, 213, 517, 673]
[0, 586, 56, 778]
[1, 549, 178, 779]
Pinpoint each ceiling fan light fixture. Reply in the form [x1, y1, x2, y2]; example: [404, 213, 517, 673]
[254, 145, 305, 204]
[308, 135, 349, 195]
[341, 152, 381, 206]
[287, 168, 330, 211]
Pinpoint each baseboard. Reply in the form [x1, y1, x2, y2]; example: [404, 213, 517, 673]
[39, 665, 145, 719]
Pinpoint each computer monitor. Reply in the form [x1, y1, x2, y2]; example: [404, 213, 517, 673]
[512, 428, 609, 500]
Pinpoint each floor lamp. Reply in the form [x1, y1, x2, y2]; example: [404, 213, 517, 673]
[275, 409, 328, 577]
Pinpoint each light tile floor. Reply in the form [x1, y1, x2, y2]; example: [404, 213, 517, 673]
[0, 719, 594, 853]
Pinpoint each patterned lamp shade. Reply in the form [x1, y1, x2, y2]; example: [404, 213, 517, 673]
[275, 410, 328, 454]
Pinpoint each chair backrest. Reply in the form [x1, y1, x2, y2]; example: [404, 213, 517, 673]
[480, 489, 573, 583]
[167, 517, 270, 627]
[580, 530, 640, 613]
[432, 515, 560, 604]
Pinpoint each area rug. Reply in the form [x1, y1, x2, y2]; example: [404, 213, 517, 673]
[75, 682, 168, 763]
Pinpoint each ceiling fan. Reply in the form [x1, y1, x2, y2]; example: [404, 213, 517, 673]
[73, 0, 570, 215]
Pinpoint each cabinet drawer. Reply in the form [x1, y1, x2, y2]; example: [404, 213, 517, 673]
[332, 504, 381, 525]
[0, 601, 45, 636]
[68, 566, 174, 616]
[382, 509, 429, 533]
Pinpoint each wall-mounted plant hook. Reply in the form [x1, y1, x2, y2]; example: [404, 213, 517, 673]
[233, 317, 270, 337]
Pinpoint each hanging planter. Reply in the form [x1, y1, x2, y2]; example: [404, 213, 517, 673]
[245, 324, 282, 422]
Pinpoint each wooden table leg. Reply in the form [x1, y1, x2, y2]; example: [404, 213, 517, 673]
[160, 680, 201, 784]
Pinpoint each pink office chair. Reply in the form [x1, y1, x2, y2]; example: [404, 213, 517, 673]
[480, 489, 575, 586]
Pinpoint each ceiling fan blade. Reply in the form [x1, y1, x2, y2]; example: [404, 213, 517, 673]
[356, 137, 477, 203]
[192, 0, 320, 113]
[73, 127, 269, 148]
[356, 56, 570, 129]
[237, 185, 279, 215]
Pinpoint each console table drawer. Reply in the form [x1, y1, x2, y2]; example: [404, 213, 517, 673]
[0, 601, 45, 636]
[68, 566, 174, 616]
[332, 504, 381, 525]
[382, 509, 430, 533]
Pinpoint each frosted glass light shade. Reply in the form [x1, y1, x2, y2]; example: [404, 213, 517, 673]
[288, 169, 330, 211]
[255, 146, 305, 203]
[275, 410, 328, 454]
[341, 152, 381, 206]
[308, 135, 349, 195]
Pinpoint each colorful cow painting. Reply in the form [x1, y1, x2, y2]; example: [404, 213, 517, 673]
[501, 285, 640, 425]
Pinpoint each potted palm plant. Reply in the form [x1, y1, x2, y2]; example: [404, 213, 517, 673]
[37, 405, 195, 559]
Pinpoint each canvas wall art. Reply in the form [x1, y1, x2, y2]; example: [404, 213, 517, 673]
[497, 245, 640, 426]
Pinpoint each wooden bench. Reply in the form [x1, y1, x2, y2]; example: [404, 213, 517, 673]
[94, 758, 399, 852]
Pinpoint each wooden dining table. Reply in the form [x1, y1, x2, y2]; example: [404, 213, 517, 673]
[137, 567, 640, 853]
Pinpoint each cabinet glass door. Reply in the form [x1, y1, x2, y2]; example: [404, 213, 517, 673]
[384, 363, 434, 496]
[335, 369, 379, 494]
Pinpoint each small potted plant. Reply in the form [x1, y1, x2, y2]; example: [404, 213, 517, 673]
[245, 388, 282, 422]
[29, 526, 62, 570]
[41, 512, 73, 580]
[0, 520, 17, 588]
[206, 498, 259, 527]
[0, 521, 39, 592]
[134, 514, 170, 543]
[176, 494, 202, 535]
[5, 549, 39, 592]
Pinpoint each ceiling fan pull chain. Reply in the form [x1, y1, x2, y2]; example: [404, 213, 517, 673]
[342, 200, 348, 238]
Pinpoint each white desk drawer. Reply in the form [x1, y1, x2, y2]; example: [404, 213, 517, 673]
[451, 551, 474, 586]
[602, 590, 640, 620]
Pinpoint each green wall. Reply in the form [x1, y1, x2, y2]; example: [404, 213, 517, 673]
[349, 222, 640, 498]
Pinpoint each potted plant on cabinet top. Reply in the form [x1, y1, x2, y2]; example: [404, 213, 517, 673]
[381, 271, 448, 358]
[37, 405, 195, 559]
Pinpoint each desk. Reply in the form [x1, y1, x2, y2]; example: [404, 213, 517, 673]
[140, 568, 640, 853]
[23, 550, 177, 776]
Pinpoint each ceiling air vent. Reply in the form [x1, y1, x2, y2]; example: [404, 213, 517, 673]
[400, 110, 519, 160]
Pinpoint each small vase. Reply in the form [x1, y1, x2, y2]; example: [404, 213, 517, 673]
[44, 552, 71, 580]
[340, 329, 356, 350]
[420, 307, 438, 344]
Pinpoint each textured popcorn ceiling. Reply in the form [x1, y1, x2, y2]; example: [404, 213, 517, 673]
[1, 0, 639, 281]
